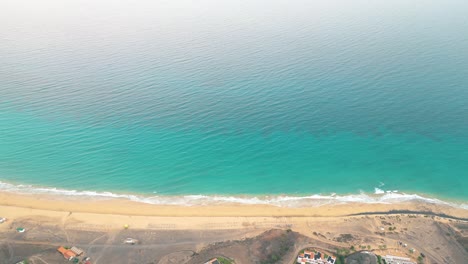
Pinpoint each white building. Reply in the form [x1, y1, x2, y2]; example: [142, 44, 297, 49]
[383, 255, 416, 264]
[297, 251, 335, 264]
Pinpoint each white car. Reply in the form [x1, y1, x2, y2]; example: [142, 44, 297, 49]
[0, 217, 6, 223]
[124, 238, 139, 245]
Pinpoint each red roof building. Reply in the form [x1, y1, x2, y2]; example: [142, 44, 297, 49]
[57, 246, 77, 260]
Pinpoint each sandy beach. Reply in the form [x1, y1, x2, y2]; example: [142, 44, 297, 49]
[0, 191, 467, 263]
[1, 191, 467, 219]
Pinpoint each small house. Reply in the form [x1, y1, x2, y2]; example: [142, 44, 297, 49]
[58, 246, 77, 260]
[70, 246, 84, 256]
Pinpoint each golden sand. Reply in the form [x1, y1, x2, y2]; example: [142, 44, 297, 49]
[0, 191, 466, 233]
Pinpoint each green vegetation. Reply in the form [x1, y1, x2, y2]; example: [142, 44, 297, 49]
[417, 256, 424, 264]
[334, 248, 347, 264]
[217, 257, 233, 264]
[335, 255, 345, 264]
[336, 248, 350, 256]
[388, 227, 396, 231]
[378, 244, 387, 250]
[367, 245, 371, 250]
[350, 245, 355, 251]
[260, 234, 294, 264]
[376, 254, 388, 264]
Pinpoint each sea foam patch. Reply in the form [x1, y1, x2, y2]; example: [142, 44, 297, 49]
[0, 181, 466, 209]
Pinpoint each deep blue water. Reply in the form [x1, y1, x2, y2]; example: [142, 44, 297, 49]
[1, 0, 467, 203]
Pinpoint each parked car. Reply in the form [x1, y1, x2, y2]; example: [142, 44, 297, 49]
[123, 238, 139, 245]
[0, 217, 6, 223]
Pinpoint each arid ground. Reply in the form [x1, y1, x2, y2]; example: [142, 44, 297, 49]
[1, 203, 467, 264]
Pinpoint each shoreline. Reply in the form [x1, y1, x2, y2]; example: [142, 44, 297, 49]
[1, 180, 467, 210]
[0, 191, 467, 220]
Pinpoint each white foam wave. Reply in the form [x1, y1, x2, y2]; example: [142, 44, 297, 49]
[374, 188, 385, 194]
[0, 181, 467, 209]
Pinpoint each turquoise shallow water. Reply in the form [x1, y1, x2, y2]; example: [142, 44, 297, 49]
[0, 0, 467, 204]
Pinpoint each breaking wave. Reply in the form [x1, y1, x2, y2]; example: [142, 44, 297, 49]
[0, 181, 467, 209]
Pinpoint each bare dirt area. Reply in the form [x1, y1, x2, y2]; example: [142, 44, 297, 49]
[0, 215, 262, 264]
[0, 213, 467, 264]
[185, 229, 330, 264]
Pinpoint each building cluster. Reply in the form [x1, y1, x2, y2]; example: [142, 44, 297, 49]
[57, 246, 90, 263]
[383, 255, 416, 264]
[297, 250, 336, 264]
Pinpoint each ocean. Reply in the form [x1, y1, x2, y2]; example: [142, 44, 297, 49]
[1, 0, 467, 207]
